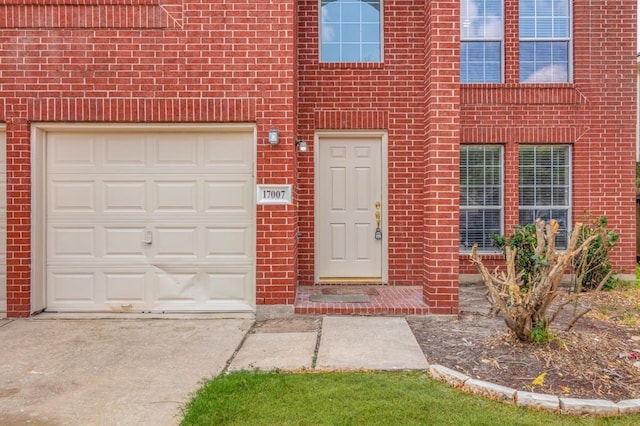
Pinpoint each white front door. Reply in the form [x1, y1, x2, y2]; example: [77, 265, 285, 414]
[41, 126, 255, 313]
[317, 136, 384, 280]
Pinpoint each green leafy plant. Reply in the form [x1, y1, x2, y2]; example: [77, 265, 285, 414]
[492, 223, 545, 292]
[492, 223, 544, 291]
[571, 216, 619, 292]
[530, 321, 550, 343]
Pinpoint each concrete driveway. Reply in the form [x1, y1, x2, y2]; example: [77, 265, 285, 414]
[0, 316, 252, 425]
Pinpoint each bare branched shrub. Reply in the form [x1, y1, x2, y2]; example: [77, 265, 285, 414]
[470, 219, 600, 342]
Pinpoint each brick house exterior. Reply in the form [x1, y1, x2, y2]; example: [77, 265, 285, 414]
[0, 1, 636, 318]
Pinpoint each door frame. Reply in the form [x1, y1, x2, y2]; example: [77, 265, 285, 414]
[314, 130, 388, 283]
[31, 122, 257, 314]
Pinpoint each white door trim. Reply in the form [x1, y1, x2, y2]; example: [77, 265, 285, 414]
[31, 123, 257, 313]
[314, 130, 388, 283]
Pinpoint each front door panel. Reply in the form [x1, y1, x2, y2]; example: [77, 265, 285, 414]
[318, 137, 383, 280]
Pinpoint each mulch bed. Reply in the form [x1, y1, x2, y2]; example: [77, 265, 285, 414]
[408, 284, 640, 401]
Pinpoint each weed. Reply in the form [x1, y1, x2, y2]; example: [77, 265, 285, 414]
[621, 311, 639, 327]
[530, 321, 558, 344]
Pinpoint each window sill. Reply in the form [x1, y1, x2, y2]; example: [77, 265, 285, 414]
[461, 83, 574, 89]
[461, 83, 586, 105]
[319, 62, 384, 70]
[459, 252, 503, 258]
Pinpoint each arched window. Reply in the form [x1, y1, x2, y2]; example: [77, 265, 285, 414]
[320, 0, 382, 63]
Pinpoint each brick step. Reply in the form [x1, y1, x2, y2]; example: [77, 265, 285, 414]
[294, 285, 429, 315]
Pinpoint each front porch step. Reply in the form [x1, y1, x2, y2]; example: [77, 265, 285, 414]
[294, 285, 429, 315]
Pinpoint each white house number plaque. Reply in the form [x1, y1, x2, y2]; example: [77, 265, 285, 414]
[256, 184, 292, 205]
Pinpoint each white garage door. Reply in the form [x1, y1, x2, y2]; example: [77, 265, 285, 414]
[45, 128, 255, 312]
[0, 129, 5, 313]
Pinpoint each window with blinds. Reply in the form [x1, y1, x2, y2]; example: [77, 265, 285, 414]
[460, 0, 503, 83]
[519, 145, 571, 248]
[460, 145, 503, 251]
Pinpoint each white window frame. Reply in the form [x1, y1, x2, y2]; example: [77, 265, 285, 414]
[518, 144, 572, 249]
[460, 144, 504, 252]
[519, 0, 573, 83]
[319, 0, 384, 63]
[460, 0, 504, 83]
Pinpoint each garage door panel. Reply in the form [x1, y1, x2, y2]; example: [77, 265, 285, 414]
[49, 268, 254, 311]
[154, 227, 199, 258]
[46, 128, 255, 312]
[48, 131, 255, 174]
[207, 228, 251, 259]
[205, 179, 252, 213]
[48, 133, 98, 167]
[50, 273, 96, 302]
[155, 272, 198, 301]
[153, 134, 200, 167]
[208, 272, 252, 300]
[153, 181, 198, 212]
[104, 227, 148, 257]
[204, 132, 253, 173]
[49, 226, 152, 260]
[104, 181, 147, 212]
[50, 228, 96, 258]
[49, 181, 96, 212]
[153, 271, 252, 303]
[103, 137, 146, 166]
[104, 273, 146, 302]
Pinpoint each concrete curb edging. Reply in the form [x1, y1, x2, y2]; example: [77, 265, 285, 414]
[463, 378, 517, 403]
[428, 364, 640, 417]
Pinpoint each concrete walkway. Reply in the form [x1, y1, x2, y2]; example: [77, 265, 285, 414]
[229, 316, 428, 372]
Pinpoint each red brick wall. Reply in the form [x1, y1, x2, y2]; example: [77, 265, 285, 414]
[299, 0, 636, 313]
[0, 0, 298, 316]
[459, 0, 637, 276]
[297, 0, 428, 288]
[423, 0, 461, 314]
[297, 0, 461, 313]
[1, 0, 635, 316]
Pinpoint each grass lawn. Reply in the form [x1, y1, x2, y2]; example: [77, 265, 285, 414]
[636, 264, 639, 282]
[181, 371, 640, 425]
